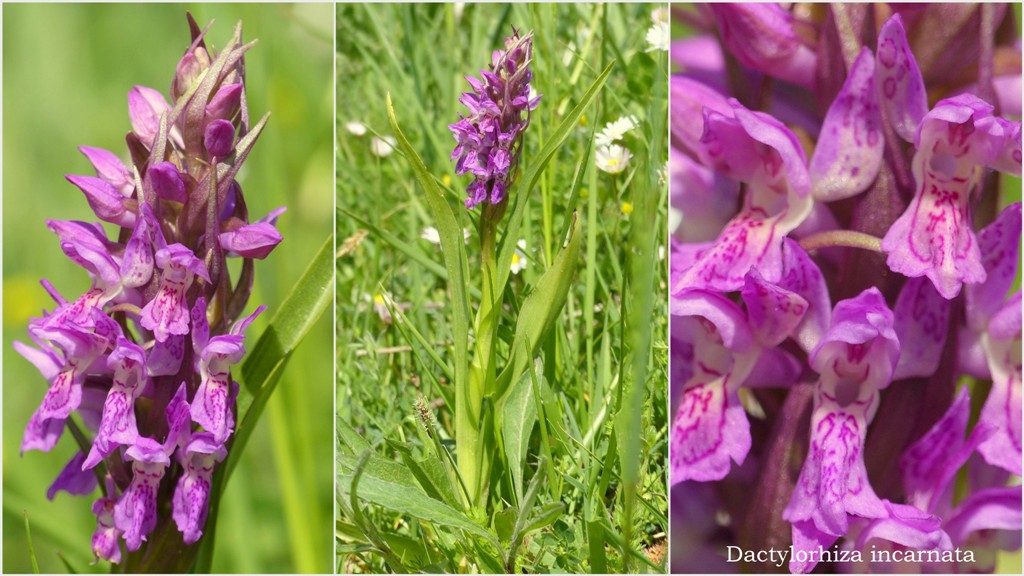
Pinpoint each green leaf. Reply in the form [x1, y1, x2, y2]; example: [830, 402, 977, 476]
[493, 506, 518, 542]
[195, 235, 333, 572]
[389, 441, 460, 509]
[494, 213, 584, 400]
[523, 502, 565, 535]
[385, 93, 471, 402]
[501, 361, 538, 503]
[340, 452, 500, 551]
[495, 61, 614, 293]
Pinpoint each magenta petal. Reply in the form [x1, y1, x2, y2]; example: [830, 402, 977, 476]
[79, 146, 133, 197]
[670, 148, 740, 242]
[191, 297, 210, 358]
[988, 118, 1022, 176]
[47, 452, 98, 500]
[741, 268, 808, 348]
[147, 335, 185, 377]
[893, 276, 950, 380]
[64, 175, 136, 228]
[163, 382, 193, 454]
[218, 221, 283, 259]
[669, 76, 731, 156]
[671, 380, 750, 483]
[113, 458, 165, 551]
[875, 14, 928, 142]
[977, 295, 1023, 476]
[810, 48, 883, 202]
[966, 203, 1022, 330]
[128, 85, 170, 147]
[91, 497, 121, 564]
[900, 388, 989, 512]
[709, 4, 817, 88]
[944, 486, 1023, 545]
[810, 288, 899, 391]
[743, 346, 802, 389]
[789, 520, 839, 574]
[854, 501, 952, 551]
[777, 239, 831, 353]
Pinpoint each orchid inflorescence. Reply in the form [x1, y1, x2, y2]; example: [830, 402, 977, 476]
[670, 4, 1021, 573]
[17, 15, 283, 563]
[449, 29, 541, 209]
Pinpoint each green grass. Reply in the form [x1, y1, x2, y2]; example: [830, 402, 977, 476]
[2, 4, 334, 573]
[336, 3, 669, 573]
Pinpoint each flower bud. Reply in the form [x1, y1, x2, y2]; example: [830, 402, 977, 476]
[204, 119, 236, 158]
[171, 47, 211, 101]
[146, 161, 186, 203]
[127, 86, 171, 147]
[205, 83, 243, 122]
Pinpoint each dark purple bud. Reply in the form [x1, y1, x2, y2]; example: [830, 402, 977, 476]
[147, 161, 186, 203]
[204, 119, 235, 158]
[205, 83, 243, 122]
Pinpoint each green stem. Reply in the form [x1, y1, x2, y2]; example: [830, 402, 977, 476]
[459, 204, 503, 508]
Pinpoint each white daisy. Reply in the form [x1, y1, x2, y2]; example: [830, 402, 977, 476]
[645, 20, 669, 53]
[346, 121, 367, 136]
[595, 115, 639, 147]
[595, 144, 633, 174]
[421, 227, 471, 245]
[370, 135, 397, 158]
[510, 239, 528, 274]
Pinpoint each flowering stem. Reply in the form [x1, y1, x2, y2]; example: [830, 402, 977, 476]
[798, 230, 884, 254]
[461, 208, 502, 508]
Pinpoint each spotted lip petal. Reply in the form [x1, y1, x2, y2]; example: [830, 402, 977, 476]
[674, 101, 813, 292]
[670, 290, 757, 484]
[881, 95, 1017, 300]
[810, 48, 883, 202]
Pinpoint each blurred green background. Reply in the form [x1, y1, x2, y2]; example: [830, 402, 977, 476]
[3, 3, 333, 573]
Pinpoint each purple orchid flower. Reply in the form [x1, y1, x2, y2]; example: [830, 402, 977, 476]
[450, 29, 540, 209]
[172, 432, 228, 544]
[14, 16, 281, 562]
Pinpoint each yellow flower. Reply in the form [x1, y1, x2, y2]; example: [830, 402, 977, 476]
[620, 201, 634, 216]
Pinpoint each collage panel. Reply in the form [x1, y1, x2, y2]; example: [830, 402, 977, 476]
[336, 2, 669, 573]
[669, 3, 1023, 575]
[2, 3, 334, 573]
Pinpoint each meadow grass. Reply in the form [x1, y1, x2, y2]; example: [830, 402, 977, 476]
[336, 3, 669, 572]
[2, 4, 334, 572]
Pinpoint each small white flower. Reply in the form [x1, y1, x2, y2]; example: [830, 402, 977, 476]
[421, 227, 441, 244]
[595, 144, 633, 174]
[421, 227, 471, 245]
[595, 115, 639, 147]
[370, 135, 397, 158]
[645, 20, 669, 53]
[346, 121, 367, 136]
[562, 41, 577, 67]
[510, 239, 528, 275]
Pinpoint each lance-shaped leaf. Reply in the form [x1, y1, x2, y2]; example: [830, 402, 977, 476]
[494, 213, 583, 400]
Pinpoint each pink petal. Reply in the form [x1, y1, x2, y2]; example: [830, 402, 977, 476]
[810, 48, 883, 202]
